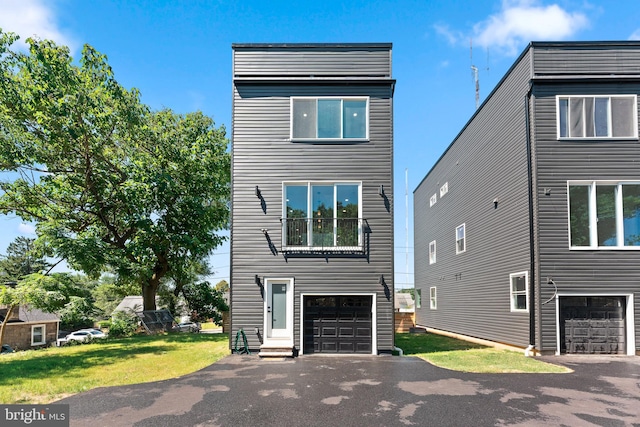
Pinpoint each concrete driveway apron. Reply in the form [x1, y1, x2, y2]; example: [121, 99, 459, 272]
[58, 354, 640, 427]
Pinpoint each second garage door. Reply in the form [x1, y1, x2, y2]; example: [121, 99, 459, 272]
[303, 295, 372, 354]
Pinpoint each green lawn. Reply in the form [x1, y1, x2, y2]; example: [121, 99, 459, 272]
[200, 322, 221, 330]
[396, 333, 571, 373]
[0, 333, 229, 404]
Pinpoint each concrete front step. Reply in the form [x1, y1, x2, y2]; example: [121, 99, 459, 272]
[259, 346, 294, 357]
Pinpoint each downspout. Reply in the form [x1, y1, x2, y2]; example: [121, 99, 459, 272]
[524, 87, 536, 357]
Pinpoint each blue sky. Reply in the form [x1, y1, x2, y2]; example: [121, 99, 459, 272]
[1, 0, 639, 288]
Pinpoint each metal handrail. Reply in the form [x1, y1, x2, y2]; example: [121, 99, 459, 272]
[281, 217, 363, 251]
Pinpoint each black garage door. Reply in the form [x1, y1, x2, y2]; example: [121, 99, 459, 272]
[303, 295, 372, 354]
[560, 296, 626, 355]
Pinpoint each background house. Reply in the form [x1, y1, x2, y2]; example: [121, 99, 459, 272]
[230, 43, 395, 356]
[414, 41, 640, 356]
[0, 305, 59, 350]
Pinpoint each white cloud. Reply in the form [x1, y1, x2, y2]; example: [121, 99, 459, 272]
[0, 0, 76, 51]
[434, 24, 464, 46]
[629, 29, 640, 41]
[18, 223, 36, 236]
[473, 0, 589, 55]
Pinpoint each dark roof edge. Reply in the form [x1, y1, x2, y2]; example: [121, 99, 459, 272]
[530, 40, 640, 48]
[232, 43, 392, 49]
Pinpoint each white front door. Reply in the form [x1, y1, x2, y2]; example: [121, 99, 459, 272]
[264, 278, 294, 346]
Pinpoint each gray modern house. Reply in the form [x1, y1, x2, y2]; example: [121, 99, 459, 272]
[414, 41, 640, 356]
[230, 43, 395, 356]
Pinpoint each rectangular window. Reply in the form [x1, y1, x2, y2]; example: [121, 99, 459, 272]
[415, 289, 422, 309]
[456, 224, 466, 254]
[440, 182, 448, 197]
[283, 182, 361, 250]
[557, 95, 637, 139]
[569, 181, 640, 248]
[429, 287, 437, 309]
[429, 193, 437, 207]
[31, 325, 45, 346]
[292, 97, 368, 140]
[510, 272, 529, 312]
[429, 240, 436, 264]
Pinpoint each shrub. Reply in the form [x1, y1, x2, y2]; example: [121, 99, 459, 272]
[108, 312, 138, 338]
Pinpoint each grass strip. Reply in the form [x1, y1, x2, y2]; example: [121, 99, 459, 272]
[396, 333, 570, 373]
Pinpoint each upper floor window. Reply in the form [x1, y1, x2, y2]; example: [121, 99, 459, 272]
[429, 193, 437, 207]
[456, 224, 466, 254]
[569, 181, 640, 249]
[440, 182, 448, 197]
[291, 97, 369, 141]
[557, 95, 637, 139]
[429, 240, 436, 264]
[283, 182, 362, 250]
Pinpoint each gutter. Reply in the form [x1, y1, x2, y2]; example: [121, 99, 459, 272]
[524, 87, 537, 356]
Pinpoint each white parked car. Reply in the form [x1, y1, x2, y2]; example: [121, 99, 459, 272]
[64, 328, 107, 343]
[173, 322, 201, 333]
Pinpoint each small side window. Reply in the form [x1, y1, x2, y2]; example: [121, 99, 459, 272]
[429, 287, 437, 309]
[440, 182, 448, 197]
[456, 224, 466, 254]
[510, 272, 529, 312]
[429, 240, 436, 264]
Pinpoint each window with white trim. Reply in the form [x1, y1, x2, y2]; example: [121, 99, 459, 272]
[429, 287, 437, 309]
[415, 289, 422, 309]
[455, 224, 466, 254]
[510, 272, 529, 312]
[440, 182, 448, 197]
[569, 181, 640, 248]
[557, 95, 637, 139]
[283, 182, 362, 250]
[291, 97, 368, 140]
[429, 240, 436, 264]
[430, 193, 437, 207]
[31, 325, 45, 346]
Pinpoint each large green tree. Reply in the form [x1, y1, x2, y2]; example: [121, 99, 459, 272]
[0, 237, 51, 281]
[0, 31, 230, 310]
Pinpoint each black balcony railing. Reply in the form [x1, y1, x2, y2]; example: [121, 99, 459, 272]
[282, 218, 363, 251]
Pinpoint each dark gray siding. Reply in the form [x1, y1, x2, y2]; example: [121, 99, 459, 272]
[233, 45, 392, 77]
[414, 50, 533, 348]
[532, 81, 640, 353]
[231, 45, 394, 353]
[532, 43, 640, 75]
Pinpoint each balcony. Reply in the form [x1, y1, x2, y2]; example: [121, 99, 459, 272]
[281, 218, 364, 253]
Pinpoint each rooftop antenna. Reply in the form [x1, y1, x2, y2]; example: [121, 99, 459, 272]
[470, 39, 479, 109]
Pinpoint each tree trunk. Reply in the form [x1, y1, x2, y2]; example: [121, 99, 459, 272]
[142, 282, 158, 311]
[0, 304, 16, 348]
[142, 257, 169, 311]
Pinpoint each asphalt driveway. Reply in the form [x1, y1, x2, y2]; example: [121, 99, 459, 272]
[58, 354, 640, 427]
